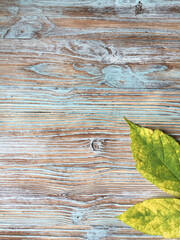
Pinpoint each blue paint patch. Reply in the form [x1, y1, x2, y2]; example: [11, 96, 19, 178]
[8, 6, 19, 15]
[5, 17, 55, 39]
[26, 63, 61, 78]
[73, 63, 101, 76]
[19, 0, 32, 5]
[102, 64, 168, 89]
[87, 228, 108, 240]
[26, 62, 98, 81]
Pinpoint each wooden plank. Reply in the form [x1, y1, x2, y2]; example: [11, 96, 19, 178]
[0, 0, 180, 18]
[0, 1, 180, 240]
[0, 39, 180, 83]
[1, 17, 180, 39]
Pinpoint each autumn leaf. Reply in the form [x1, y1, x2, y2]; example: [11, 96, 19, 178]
[117, 119, 180, 238]
[124, 118, 180, 197]
[117, 198, 180, 238]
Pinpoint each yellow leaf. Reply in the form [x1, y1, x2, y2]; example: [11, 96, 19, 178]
[125, 118, 180, 197]
[117, 198, 180, 238]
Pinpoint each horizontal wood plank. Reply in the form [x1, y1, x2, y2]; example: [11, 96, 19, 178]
[1, 17, 180, 39]
[0, 0, 180, 18]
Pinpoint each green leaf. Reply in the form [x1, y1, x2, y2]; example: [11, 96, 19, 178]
[117, 198, 180, 238]
[124, 118, 180, 197]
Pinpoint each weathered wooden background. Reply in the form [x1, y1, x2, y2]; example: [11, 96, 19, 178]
[0, 0, 180, 239]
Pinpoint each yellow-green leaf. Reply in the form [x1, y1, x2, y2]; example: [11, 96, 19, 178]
[117, 198, 180, 238]
[125, 118, 180, 197]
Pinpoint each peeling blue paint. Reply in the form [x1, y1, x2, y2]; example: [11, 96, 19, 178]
[7, 6, 19, 15]
[73, 63, 101, 76]
[102, 64, 168, 89]
[18, 0, 179, 7]
[87, 228, 108, 240]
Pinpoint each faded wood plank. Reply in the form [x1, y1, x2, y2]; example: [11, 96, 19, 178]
[0, 1, 180, 240]
[0, 0, 180, 18]
[1, 17, 180, 39]
[0, 39, 180, 89]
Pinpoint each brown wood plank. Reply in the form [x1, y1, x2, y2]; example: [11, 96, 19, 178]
[1, 17, 180, 39]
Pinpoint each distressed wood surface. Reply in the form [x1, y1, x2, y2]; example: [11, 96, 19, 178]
[0, 0, 180, 239]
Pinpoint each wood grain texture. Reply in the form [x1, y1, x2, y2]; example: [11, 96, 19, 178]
[0, 0, 180, 239]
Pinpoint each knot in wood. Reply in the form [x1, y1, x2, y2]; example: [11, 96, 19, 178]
[91, 139, 103, 151]
[72, 210, 86, 225]
[135, 1, 143, 15]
